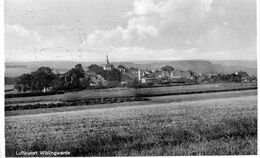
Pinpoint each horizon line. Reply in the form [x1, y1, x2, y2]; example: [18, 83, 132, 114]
[5, 59, 257, 63]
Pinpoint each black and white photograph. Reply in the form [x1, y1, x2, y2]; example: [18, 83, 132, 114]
[3, 0, 258, 156]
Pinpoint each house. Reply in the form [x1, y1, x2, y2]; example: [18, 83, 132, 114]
[89, 81, 97, 87]
[42, 87, 53, 93]
[141, 77, 157, 84]
[241, 77, 250, 83]
[118, 66, 127, 73]
[170, 70, 194, 80]
[159, 71, 170, 78]
[85, 71, 108, 87]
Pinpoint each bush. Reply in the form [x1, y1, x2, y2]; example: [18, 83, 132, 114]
[5, 91, 64, 98]
[5, 96, 148, 111]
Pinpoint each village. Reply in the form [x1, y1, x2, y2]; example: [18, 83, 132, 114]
[8, 55, 256, 95]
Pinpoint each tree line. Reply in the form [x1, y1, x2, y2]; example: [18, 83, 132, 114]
[15, 64, 122, 93]
[14, 63, 256, 93]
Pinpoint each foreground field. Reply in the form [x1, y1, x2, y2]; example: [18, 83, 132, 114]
[5, 94, 257, 156]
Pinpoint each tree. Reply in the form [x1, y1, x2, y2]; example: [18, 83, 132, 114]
[154, 70, 160, 75]
[117, 65, 128, 71]
[88, 64, 104, 74]
[64, 64, 88, 90]
[16, 73, 33, 92]
[251, 75, 257, 81]
[51, 74, 65, 91]
[88, 64, 107, 77]
[106, 69, 121, 83]
[88, 64, 122, 86]
[129, 67, 138, 71]
[117, 65, 128, 72]
[15, 67, 56, 92]
[118, 65, 126, 69]
[31, 67, 56, 91]
[75, 64, 85, 77]
[161, 65, 174, 72]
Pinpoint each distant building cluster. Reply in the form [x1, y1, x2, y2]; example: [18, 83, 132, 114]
[11, 55, 257, 94]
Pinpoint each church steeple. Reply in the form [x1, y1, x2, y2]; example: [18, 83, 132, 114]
[103, 55, 112, 70]
[106, 55, 110, 65]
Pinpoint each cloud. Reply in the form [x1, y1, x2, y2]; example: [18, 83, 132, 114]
[131, 0, 161, 16]
[84, 16, 159, 48]
[5, 23, 86, 53]
[5, 24, 30, 36]
[110, 46, 197, 61]
[5, 24, 42, 51]
[35, 25, 81, 50]
[84, 0, 213, 49]
[83, 0, 255, 56]
[5, 24, 41, 42]
[5, 0, 256, 61]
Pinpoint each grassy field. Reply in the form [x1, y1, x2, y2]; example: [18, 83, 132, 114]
[5, 83, 257, 105]
[5, 93, 257, 156]
[5, 89, 257, 116]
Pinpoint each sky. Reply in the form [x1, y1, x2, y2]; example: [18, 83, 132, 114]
[4, 0, 256, 62]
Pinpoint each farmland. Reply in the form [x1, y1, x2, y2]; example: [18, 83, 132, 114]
[5, 89, 257, 116]
[5, 83, 257, 105]
[5, 90, 257, 156]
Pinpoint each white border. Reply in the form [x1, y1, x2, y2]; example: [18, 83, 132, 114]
[0, 0, 5, 157]
[256, 0, 259, 156]
[0, 0, 259, 158]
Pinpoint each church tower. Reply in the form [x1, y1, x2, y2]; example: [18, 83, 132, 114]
[106, 55, 110, 65]
[103, 55, 112, 70]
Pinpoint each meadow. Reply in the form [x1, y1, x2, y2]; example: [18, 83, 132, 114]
[5, 92, 257, 156]
[5, 89, 257, 116]
[5, 83, 257, 105]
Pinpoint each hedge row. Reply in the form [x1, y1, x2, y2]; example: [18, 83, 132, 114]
[5, 96, 148, 111]
[5, 91, 65, 98]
